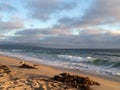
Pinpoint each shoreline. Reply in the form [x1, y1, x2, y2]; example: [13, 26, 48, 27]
[0, 55, 120, 90]
[1, 54, 120, 82]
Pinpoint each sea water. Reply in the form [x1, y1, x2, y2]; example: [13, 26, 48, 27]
[0, 48, 120, 78]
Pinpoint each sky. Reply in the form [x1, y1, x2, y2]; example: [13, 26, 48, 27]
[0, 0, 120, 48]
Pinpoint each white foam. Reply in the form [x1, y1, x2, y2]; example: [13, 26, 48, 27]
[62, 60, 120, 77]
[57, 55, 93, 62]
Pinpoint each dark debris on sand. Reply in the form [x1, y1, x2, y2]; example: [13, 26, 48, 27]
[19, 63, 37, 69]
[51, 73, 100, 90]
[0, 65, 11, 74]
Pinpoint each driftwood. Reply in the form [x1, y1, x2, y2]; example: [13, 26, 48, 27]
[51, 73, 100, 90]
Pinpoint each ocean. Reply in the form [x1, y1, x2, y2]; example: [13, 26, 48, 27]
[0, 48, 120, 78]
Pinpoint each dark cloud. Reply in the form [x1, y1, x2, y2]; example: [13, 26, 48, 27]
[58, 0, 120, 28]
[26, 0, 77, 20]
[15, 28, 57, 36]
[6, 27, 120, 48]
[81, 0, 120, 25]
[39, 29, 120, 48]
[8, 28, 51, 41]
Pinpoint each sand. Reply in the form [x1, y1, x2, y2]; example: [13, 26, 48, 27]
[0, 55, 120, 90]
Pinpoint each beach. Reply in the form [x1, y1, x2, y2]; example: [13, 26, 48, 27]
[0, 55, 120, 90]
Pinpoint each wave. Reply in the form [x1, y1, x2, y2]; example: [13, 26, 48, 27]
[57, 54, 120, 68]
[91, 59, 120, 68]
[11, 49, 24, 52]
[57, 55, 93, 62]
[94, 52, 120, 57]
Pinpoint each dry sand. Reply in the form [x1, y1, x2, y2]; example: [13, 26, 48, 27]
[0, 55, 120, 90]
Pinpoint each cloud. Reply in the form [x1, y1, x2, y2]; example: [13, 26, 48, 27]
[50, 24, 73, 35]
[26, 0, 77, 20]
[82, 0, 120, 25]
[0, 34, 5, 40]
[0, 16, 24, 41]
[5, 27, 120, 48]
[58, 0, 120, 28]
[8, 26, 72, 42]
[0, 17, 24, 32]
[8, 28, 51, 42]
[0, 2, 16, 12]
[0, 2, 23, 32]
[1, 0, 120, 48]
